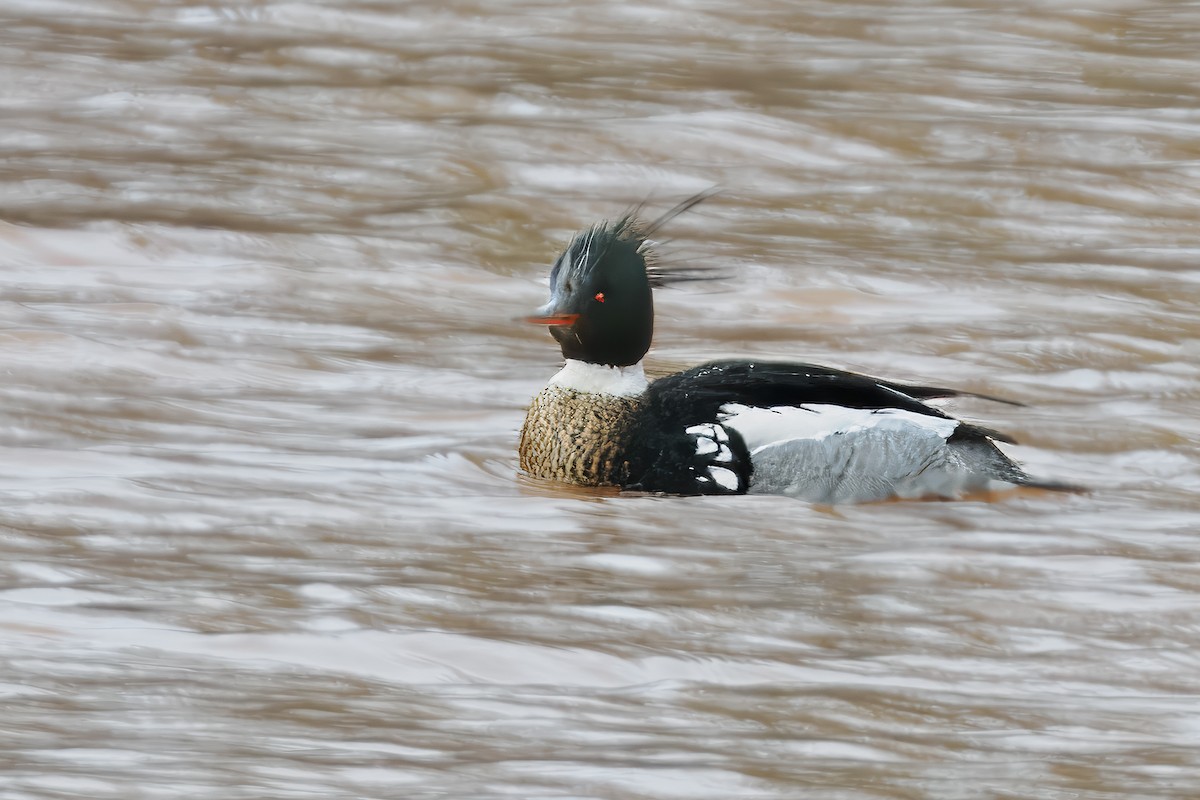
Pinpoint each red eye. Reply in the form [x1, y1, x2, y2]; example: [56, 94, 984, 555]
[594, 292, 605, 303]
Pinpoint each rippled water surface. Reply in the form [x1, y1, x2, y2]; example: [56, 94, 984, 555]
[3, 1, 1200, 797]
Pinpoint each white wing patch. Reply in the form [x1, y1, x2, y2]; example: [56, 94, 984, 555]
[719, 403, 958, 455]
[686, 422, 728, 444]
[708, 467, 741, 492]
[684, 422, 743, 493]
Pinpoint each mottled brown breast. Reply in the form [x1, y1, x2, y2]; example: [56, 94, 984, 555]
[519, 386, 641, 487]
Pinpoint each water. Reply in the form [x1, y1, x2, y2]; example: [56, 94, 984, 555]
[2, 1, 1199, 798]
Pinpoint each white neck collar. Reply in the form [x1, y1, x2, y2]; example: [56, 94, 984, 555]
[547, 359, 648, 397]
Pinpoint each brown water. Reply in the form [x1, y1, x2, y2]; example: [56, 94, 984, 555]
[2, 2, 1199, 798]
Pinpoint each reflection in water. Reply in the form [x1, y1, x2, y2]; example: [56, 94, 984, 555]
[2, 1, 1199, 797]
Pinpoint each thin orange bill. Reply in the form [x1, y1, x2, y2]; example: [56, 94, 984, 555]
[525, 313, 580, 326]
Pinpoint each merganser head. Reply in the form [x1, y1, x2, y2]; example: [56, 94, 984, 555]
[527, 215, 653, 367]
[526, 190, 718, 368]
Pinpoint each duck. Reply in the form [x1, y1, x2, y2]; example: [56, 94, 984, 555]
[518, 193, 1078, 503]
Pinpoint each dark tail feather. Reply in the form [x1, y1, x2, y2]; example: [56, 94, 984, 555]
[962, 422, 1019, 446]
[899, 382, 1026, 407]
[1014, 475, 1089, 494]
[947, 427, 1085, 494]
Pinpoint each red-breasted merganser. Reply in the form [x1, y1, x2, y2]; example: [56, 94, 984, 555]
[519, 194, 1078, 503]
